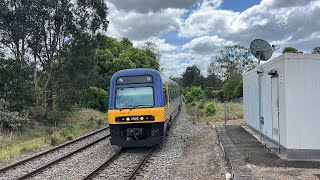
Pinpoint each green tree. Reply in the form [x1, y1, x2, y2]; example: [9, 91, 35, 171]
[54, 35, 97, 111]
[232, 80, 243, 98]
[282, 47, 303, 53]
[0, 58, 35, 112]
[121, 37, 133, 47]
[212, 90, 224, 102]
[0, 0, 33, 63]
[222, 76, 242, 100]
[312, 46, 320, 54]
[208, 44, 256, 80]
[204, 74, 223, 90]
[181, 65, 205, 87]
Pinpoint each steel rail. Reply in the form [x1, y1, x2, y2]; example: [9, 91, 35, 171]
[126, 147, 154, 180]
[16, 134, 110, 180]
[0, 126, 109, 173]
[82, 148, 125, 180]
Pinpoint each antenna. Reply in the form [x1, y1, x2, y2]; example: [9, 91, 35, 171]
[249, 39, 278, 143]
[250, 39, 274, 61]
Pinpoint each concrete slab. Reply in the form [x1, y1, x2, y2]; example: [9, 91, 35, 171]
[221, 125, 320, 168]
[216, 125, 255, 180]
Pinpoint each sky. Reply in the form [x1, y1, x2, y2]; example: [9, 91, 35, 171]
[106, 0, 320, 77]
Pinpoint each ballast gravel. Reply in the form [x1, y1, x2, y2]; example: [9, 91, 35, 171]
[0, 128, 109, 180]
[1, 104, 231, 180]
[139, 104, 230, 180]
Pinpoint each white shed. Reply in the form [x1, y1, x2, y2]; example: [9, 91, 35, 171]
[243, 53, 320, 161]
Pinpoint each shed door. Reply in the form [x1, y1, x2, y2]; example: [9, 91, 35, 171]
[271, 76, 280, 143]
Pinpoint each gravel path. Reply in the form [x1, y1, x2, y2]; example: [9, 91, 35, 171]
[172, 126, 230, 180]
[0, 128, 109, 180]
[140, 103, 230, 180]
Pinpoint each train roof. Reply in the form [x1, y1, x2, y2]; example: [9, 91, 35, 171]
[110, 68, 180, 87]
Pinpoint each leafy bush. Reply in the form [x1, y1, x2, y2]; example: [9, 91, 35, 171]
[185, 86, 204, 103]
[50, 133, 60, 146]
[205, 103, 217, 116]
[198, 101, 205, 109]
[95, 119, 103, 127]
[0, 99, 29, 132]
[191, 102, 196, 106]
[88, 87, 108, 111]
[43, 109, 67, 125]
[212, 90, 224, 102]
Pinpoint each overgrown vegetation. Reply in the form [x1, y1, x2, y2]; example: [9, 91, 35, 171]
[0, 109, 107, 162]
[186, 101, 243, 125]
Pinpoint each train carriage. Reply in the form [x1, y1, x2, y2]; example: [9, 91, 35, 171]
[108, 68, 182, 147]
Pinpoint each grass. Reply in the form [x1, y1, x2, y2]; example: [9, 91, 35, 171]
[0, 108, 108, 163]
[186, 101, 243, 125]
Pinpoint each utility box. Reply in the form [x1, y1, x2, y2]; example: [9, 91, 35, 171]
[243, 53, 320, 161]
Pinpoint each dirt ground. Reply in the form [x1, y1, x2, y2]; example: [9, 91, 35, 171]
[172, 125, 230, 180]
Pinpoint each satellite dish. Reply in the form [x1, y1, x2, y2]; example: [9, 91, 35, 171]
[250, 39, 274, 61]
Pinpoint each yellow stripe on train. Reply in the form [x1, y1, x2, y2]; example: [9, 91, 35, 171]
[108, 107, 165, 124]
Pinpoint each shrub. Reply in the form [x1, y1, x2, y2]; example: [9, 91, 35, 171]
[66, 134, 74, 140]
[88, 87, 108, 111]
[95, 119, 103, 127]
[191, 102, 196, 106]
[50, 133, 60, 146]
[0, 99, 29, 132]
[198, 101, 205, 109]
[43, 109, 67, 125]
[185, 86, 204, 103]
[205, 103, 216, 116]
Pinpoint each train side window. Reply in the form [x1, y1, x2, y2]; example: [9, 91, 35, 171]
[163, 88, 167, 106]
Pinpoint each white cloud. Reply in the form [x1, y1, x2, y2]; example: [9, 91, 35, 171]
[133, 38, 177, 52]
[106, 0, 320, 77]
[179, 0, 320, 52]
[182, 35, 234, 54]
[107, 2, 186, 41]
[108, 0, 199, 13]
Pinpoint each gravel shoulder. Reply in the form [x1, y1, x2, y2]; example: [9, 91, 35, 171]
[141, 103, 230, 180]
[172, 126, 229, 180]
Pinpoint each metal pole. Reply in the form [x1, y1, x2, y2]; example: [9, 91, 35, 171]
[224, 101, 227, 125]
[257, 57, 263, 142]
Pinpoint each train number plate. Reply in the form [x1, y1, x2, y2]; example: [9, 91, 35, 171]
[116, 115, 155, 122]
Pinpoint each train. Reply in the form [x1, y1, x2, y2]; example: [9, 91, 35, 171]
[108, 68, 182, 147]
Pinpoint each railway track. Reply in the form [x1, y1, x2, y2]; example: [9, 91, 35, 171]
[0, 127, 110, 180]
[83, 147, 155, 180]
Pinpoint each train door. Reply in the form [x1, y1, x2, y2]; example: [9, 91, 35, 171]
[271, 75, 280, 143]
[163, 83, 169, 121]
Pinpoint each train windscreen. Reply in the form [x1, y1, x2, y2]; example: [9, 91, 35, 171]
[115, 87, 154, 109]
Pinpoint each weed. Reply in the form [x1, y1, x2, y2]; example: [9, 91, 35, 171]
[243, 152, 252, 162]
[95, 119, 103, 127]
[198, 101, 205, 109]
[66, 134, 74, 140]
[50, 133, 59, 146]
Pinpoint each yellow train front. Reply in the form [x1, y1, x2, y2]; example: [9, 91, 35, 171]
[108, 68, 181, 147]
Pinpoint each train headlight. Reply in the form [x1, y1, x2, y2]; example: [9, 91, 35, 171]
[116, 115, 155, 122]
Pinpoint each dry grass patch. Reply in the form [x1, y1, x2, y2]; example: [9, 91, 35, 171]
[186, 101, 243, 125]
[0, 108, 108, 163]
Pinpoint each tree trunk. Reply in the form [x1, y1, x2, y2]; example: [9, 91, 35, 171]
[45, 62, 54, 112]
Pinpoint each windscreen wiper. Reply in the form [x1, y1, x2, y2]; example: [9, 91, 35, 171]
[130, 104, 151, 110]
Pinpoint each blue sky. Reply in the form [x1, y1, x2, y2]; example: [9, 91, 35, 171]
[107, 0, 320, 77]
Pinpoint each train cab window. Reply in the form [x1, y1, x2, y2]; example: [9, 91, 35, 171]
[115, 87, 154, 109]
